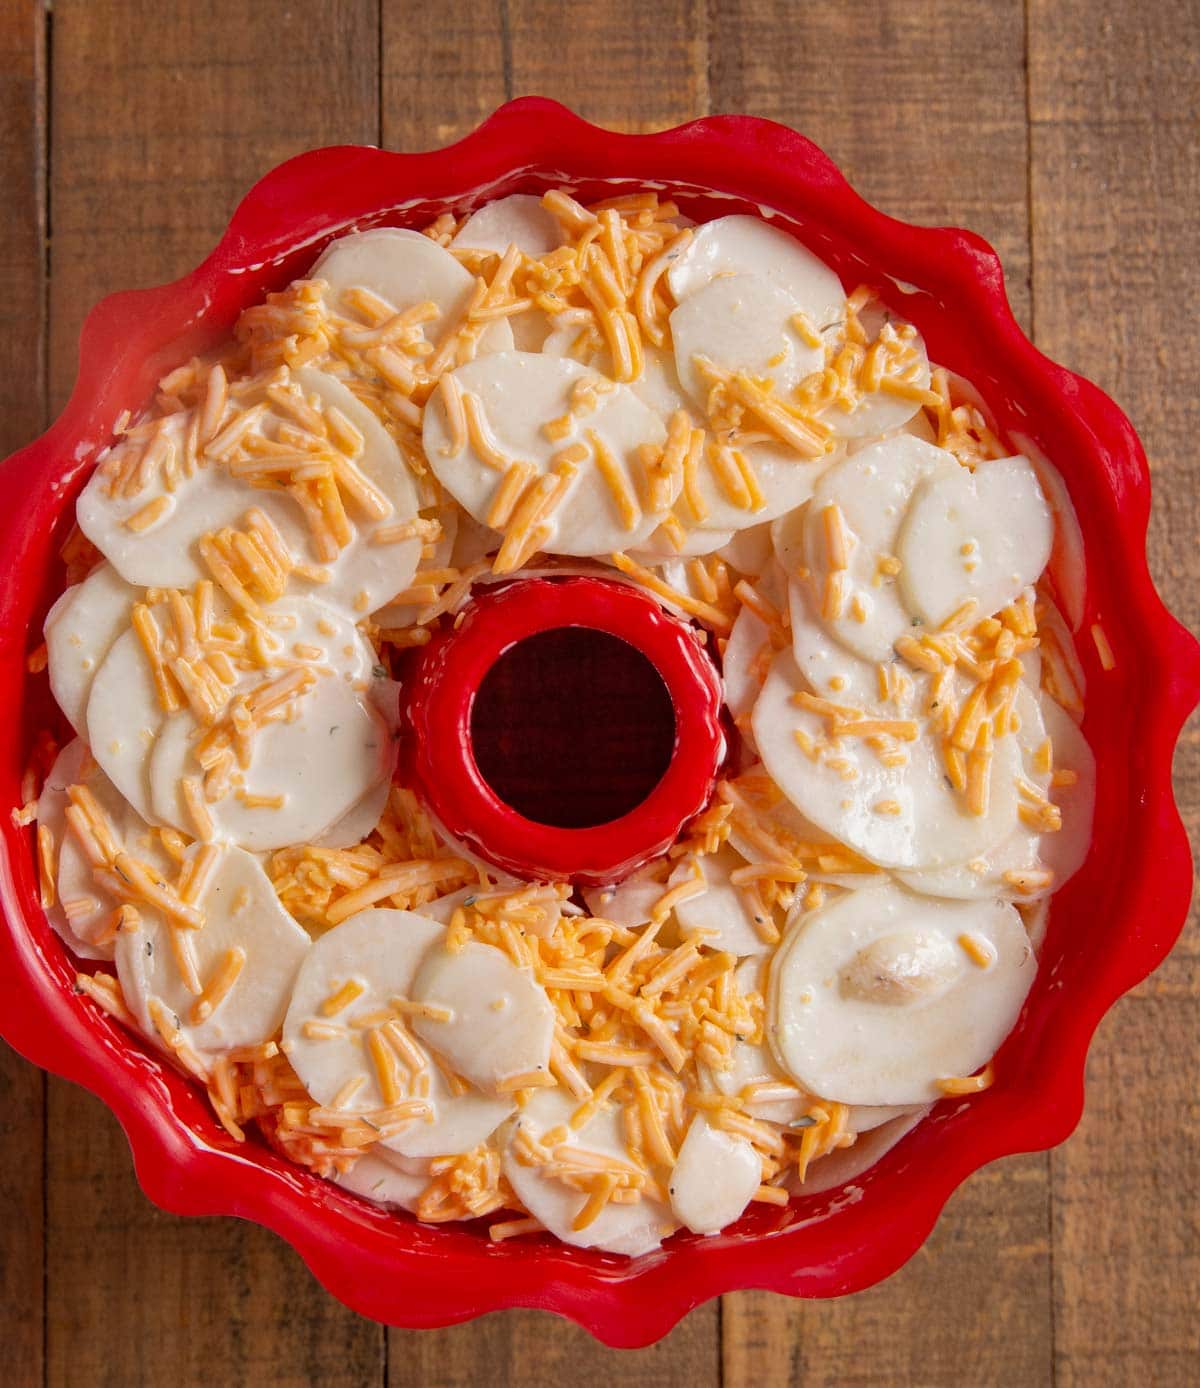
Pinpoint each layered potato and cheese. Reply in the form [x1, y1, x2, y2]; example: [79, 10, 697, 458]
[19, 188, 1095, 1254]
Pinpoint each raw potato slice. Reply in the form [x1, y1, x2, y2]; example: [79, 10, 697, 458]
[683, 434, 834, 534]
[581, 876, 668, 929]
[76, 414, 305, 590]
[541, 324, 691, 422]
[410, 940, 555, 1092]
[44, 563, 138, 734]
[334, 1151, 426, 1212]
[314, 773, 391, 849]
[150, 675, 390, 851]
[501, 1088, 677, 1256]
[787, 1109, 928, 1198]
[669, 847, 772, 956]
[116, 844, 310, 1054]
[898, 691, 1094, 901]
[631, 525, 735, 560]
[669, 274, 823, 407]
[788, 575, 884, 708]
[666, 215, 845, 334]
[147, 596, 391, 851]
[371, 506, 458, 629]
[57, 771, 174, 951]
[897, 454, 1053, 626]
[668, 1116, 760, 1234]
[451, 194, 565, 257]
[753, 652, 1022, 870]
[803, 436, 961, 662]
[311, 227, 513, 356]
[824, 332, 932, 440]
[767, 881, 1035, 1106]
[86, 627, 167, 822]
[282, 909, 514, 1158]
[722, 604, 772, 721]
[36, 740, 112, 961]
[422, 352, 670, 555]
[283, 908, 445, 1107]
[287, 367, 423, 615]
[717, 522, 775, 577]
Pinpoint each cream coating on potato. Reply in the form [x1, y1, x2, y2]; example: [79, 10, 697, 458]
[768, 882, 1035, 1106]
[45, 563, 138, 735]
[116, 844, 311, 1055]
[501, 1087, 676, 1256]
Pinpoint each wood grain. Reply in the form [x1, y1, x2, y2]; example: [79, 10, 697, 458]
[712, 4, 1049, 1380]
[1028, 2, 1200, 1384]
[0, 3, 46, 1384]
[44, 4, 384, 1386]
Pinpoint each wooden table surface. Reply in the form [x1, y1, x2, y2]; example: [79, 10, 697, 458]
[1, 2, 1196, 1384]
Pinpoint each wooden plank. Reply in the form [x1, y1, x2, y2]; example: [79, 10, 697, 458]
[381, 0, 507, 149]
[381, 1, 718, 1376]
[1028, 2, 1200, 1383]
[0, 3, 47, 1384]
[507, 0, 708, 130]
[45, 4, 385, 1385]
[712, 4, 1050, 1382]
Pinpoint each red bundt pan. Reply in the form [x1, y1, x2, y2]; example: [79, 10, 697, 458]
[0, 100, 1196, 1347]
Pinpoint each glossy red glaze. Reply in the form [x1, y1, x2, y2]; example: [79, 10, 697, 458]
[0, 100, 1196, 1347]
[403, 576, 724, 885]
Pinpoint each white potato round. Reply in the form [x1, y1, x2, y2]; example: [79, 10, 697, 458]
[897, 454, 1053, 626]
[670, 273, 823, 407]
[287, 367, 423, 615]
[57, 771, 173, 952]
[282, 908, 514, 1157]
[314, 774, 392, 849]
[788, 575, 884, 707]
[787, 1108, 928, 1197]
[312, 227, 513, 356]
[541, 324, 691, 423]
[283, 907, 445, 1108]
[410, 940, 555, 1093]
[150, 675, 390, 852]
[717, 522, 775, 577]
[666, 215, 845, 334]
[77, 419, 302, 590]
[451, 194, 565, 257]
[371, 506, 458, 630]
[501, 1087, 676, 1256]
[670, 847, 772, 957]
[581, 876, 668, 929]
[804, 436, 961, 662]
[45, 564, 138, 734]
[116, 844, 311, 1055]
[753, 652, 1022, 870]
[383, 1063, 514, 1161]
[422, 352, 670, 555]
[668, 1116, 761, 1234]
[900, 690, 1093, 901]
[694, 435, 835, 534]
[822, 333, 932, 440]
[768, 881, 1035, 1106]
[86, 627, 167, 822]
[37, 740, 113, 960]
[334, 1151, 427, 1212]
[770, 502, 807, 580]
[630, 525, 735, 560]
[722, 604, 772, 721]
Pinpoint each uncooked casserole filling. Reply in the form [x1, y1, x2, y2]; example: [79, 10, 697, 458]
[20, 187, 1095, 1254]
